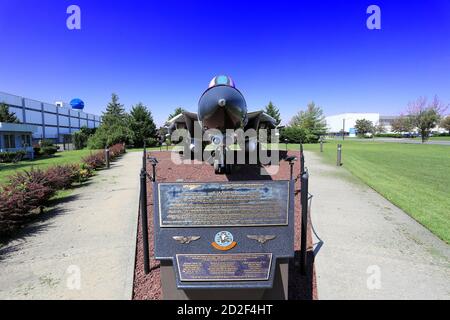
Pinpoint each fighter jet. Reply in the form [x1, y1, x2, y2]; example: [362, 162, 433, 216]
[166, 75, 277, 174]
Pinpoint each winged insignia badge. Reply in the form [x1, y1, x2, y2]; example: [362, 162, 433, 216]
[247, 235, 276, 244]
[172, 236, 201, 244]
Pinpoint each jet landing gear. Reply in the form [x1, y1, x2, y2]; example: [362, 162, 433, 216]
[213, 146, 232, 174]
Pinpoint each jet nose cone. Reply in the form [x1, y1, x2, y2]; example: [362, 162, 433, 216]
[218, 99, 226, 107]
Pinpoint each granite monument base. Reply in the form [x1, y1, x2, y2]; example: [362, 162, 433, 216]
[160, 259, 289, 300]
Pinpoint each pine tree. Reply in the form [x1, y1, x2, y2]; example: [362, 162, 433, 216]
[87, 93, 134, 148]
[0, 104, 20, 123]
[264, 101, 281, 126]
[168, 107, 185, 121]
[102, 93, 127, 126]
[130, 103, 157, 147]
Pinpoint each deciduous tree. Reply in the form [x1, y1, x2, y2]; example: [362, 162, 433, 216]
[354, 119, 374, 138]
[407, 96, 447, 143]
[289, 102, 327, 143]
[391, 116, 414, 134]
[440, 115, 450, 135]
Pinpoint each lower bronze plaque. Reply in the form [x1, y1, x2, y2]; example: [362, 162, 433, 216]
[176, 253, 272, 282]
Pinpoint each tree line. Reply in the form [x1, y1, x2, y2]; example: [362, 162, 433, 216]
[354, 96, 450, 142]
[76, 93, 158, 149]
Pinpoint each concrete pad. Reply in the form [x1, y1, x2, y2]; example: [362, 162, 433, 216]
[0, 151, 141, 300]
[305, 151, 450, 300]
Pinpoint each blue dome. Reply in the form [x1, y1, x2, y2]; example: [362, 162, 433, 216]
[70, 98, 85, 110]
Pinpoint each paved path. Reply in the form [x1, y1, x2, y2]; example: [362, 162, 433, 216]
[0, 151, 141, 300]
[305, 151, 450, 300]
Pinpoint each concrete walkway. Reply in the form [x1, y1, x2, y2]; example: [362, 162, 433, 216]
[0, 151, 141, 299]
[305, 151, 450, 300]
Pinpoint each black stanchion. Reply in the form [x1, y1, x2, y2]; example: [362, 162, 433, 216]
[300, 143, 305, 174]
[140, 168, 150, 274]
[300, 171, 309, 275]
[143, 143, 147, 171]
[149, 157, 159, 182]
[285, 156, 297, 181]
[320, 137, 324, 153]
[105, 147, 110, 169]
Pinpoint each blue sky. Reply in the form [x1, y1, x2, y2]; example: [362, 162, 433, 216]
[0, 0, 449, 125]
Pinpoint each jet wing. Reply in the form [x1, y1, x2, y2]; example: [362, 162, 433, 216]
[166, 111, 200, 137]
[245, 111, 277, 130]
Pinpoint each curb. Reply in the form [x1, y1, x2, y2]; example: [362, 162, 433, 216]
[123, 153, 141, 300]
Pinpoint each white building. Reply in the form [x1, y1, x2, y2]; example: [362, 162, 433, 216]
[0, 91, 101, 143]
[326, 113, 382, 137]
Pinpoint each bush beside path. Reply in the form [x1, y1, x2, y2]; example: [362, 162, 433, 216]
[0, 151, 141, 299]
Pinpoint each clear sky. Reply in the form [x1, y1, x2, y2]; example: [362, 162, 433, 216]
[1, 0, 449, 125]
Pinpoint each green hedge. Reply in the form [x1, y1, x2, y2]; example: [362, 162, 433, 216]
[0, 150, 26, 163]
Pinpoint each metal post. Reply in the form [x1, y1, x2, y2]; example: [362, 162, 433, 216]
[284, 139, 288, 151]
[140, 169, 150, 274]
[320, 138, 323, 153]
[300, 171, 309, 275]
[342, 119, 345, 141]
[105, 147, 110, 169]
[337, 144, 342, 166]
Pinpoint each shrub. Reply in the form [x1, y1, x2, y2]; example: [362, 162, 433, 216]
[280, 126, 307, 144]
[73, 127, 97, 150]
[46, 165, 75, 190]
[146, 137, 159, 147]
[82, 151, 106, 170]
[0, 182, 54, 235]
[109, 143, 126, 159]
[374, 133, 405, 138]
[87, 124, 133, 149]
[7, 168, 57, 202]
[0, 150, 26, 163]
[40, 146, 58, 156]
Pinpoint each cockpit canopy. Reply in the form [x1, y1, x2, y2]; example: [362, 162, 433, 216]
[208, 75, 235, 88]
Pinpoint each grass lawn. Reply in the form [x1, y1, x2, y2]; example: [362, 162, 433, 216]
[429, 136, 450, 141]
[281, 140, 450, 243]
[0, 149, 96, 184]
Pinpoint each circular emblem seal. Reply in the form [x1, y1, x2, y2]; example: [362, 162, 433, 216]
[212, 231, 237, 251]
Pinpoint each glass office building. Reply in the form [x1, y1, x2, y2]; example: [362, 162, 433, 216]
[0, 91, 101, 143]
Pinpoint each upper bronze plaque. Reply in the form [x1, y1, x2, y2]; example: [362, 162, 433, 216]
[158, 181, 289, 227]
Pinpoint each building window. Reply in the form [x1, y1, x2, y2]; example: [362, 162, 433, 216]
[21, 134, 31, 147]
[4, 134, 16, 149]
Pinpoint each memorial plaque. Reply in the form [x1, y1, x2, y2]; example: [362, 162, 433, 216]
[158, 181, 289, 227]
[176, 253, 272, 282]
